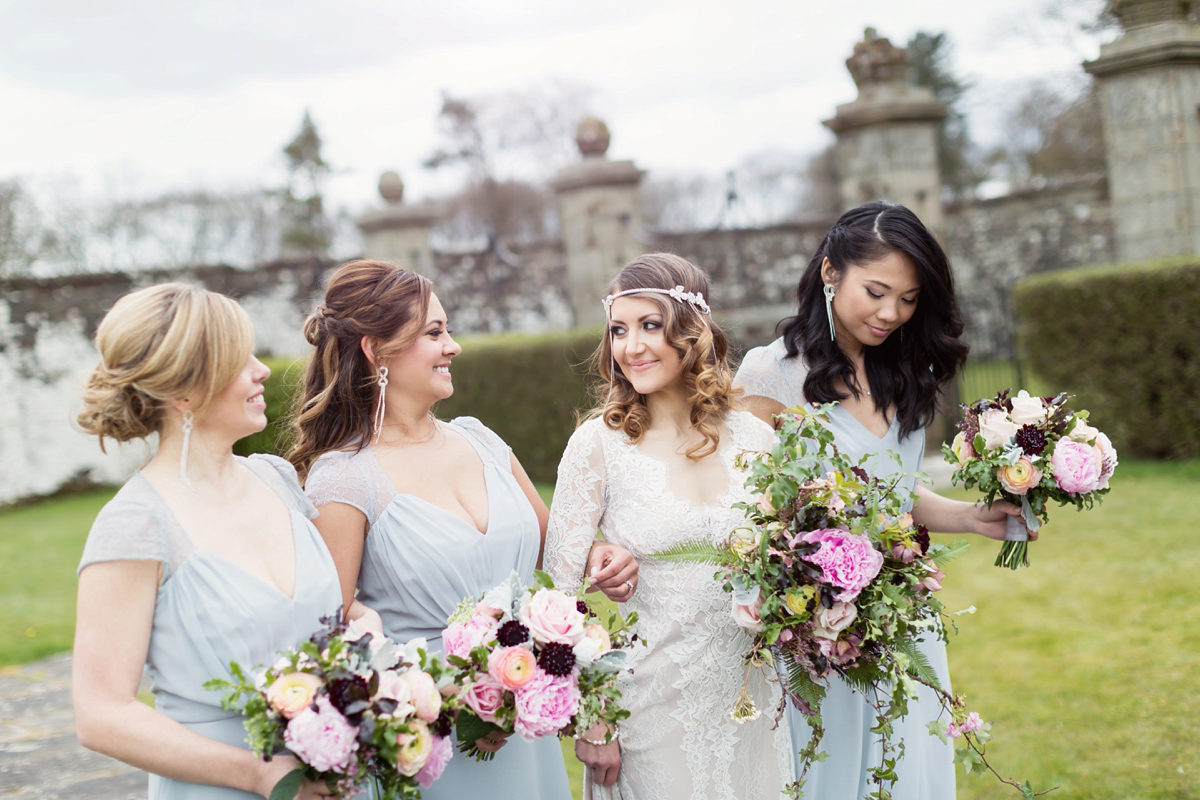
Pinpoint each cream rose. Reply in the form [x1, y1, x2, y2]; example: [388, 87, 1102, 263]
[978, 409, 1019, 451]
[518, 589, 586, 646]
[1009, 391, 1048, 426]
[813, 601, 858, 639]
[404, 670, 443, 723]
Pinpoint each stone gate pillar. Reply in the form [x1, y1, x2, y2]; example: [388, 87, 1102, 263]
[552, 118, 647, 328]
[1085, 0, 1200, 261]
[357, 171, 440, 279]
[823, 29, 947, 228]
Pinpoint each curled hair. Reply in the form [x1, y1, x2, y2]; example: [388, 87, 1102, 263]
[778, 201, 969, 439]
[287, 259, 432, 480]
[76, 283, 254, 450]
[589, 253, 739, 460]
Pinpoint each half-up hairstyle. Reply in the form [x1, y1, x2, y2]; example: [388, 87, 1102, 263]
[778, 201, 969, 439]
[77, 283, 254, 450]
[288, 259, 432, 480]
[589, 253, 739, 460]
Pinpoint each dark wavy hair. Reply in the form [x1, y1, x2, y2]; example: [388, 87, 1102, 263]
[287, 259, 432, 480]
[778, 201, 968, 439]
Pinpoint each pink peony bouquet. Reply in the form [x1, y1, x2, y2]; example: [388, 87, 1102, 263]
[205, 615, 458, 800]
[655, 404, 1042, 797]
[943, 388, 1117, 569]
[441, 571, 639, 760]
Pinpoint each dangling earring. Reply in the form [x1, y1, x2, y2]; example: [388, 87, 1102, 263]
[372, 366, 389, 443]
[179, 409, 195, 490]
[823, 284, 837, 342]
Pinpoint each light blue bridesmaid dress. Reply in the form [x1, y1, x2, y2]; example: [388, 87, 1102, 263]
[735, 338, 955, 800]
[77, 454, 345, 800]
[305, 417, 572, 800]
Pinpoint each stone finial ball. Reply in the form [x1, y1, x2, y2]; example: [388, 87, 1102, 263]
[576, 117, 611, 157]
[379, 170, 405, 204]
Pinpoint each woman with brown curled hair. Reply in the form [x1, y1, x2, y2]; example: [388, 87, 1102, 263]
[544, 253, 792, 799]
[73, 283, 343, 800]
[289, 259, 636, 800]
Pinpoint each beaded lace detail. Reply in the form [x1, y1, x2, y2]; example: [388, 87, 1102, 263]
[545, 411, 793, 799]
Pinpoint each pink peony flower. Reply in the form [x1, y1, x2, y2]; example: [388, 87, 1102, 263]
[797, 528, 884, 602]
[404, 669, 442, 723]
[487, 646, 538, 691]
[997, 456, 1042, 495]
[518, 589, 586, 646]
[513, 670, 581, 741]
[730, 595, 764, 632]
[414, 735, 453, 788]
[1052, 439, 1103, 495]
[461, 675, 506, 723]
[978, 409, 1019, 451]
[395, 719, 433, 777]
[283, 695, 359, 773]
[443, 615, 499, 661]
[1092, 432, 1118, 489]
[812, 601, 858, 639]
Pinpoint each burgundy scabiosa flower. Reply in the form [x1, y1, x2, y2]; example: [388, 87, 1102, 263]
[537, 642, 577, 676]
[1014, 424, 1047, 455]
[497, 620, 530, 647]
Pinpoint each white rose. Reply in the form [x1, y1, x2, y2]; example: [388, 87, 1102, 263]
[1009, 391, 1047, 426]
[978, 409, 1019, 452]
[1069, 418, 1100, 443]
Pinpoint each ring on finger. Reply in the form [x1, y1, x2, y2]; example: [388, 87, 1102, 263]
[624, 579, 634, 595]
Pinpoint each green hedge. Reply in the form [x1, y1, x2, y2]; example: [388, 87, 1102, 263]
[237, 332, 604, 483]
[1015, 256, 1200, 458]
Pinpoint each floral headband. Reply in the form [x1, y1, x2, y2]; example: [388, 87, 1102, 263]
[602, 285, 711, 317]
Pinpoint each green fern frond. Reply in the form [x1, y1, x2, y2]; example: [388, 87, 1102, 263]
[786, 658, 827, 709]
[931, 540, 970, 568]
[896, 637, 940, 688]
[649, 540, 728, 564]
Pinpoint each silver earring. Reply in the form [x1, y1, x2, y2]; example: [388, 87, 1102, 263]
[823, 284, 837, 341]
[179, 409, 195, 490]
[372, 366, 389, 442]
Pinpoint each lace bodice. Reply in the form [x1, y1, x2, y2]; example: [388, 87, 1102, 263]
[546, 411, 792, 800]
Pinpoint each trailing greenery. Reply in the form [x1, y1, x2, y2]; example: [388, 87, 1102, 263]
[1014, 256, 1200, 458]
[435, 330, 602, 483]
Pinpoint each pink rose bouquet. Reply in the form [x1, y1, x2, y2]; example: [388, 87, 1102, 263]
[943, 388, 1117, 569]
[655, 404, 1038, 796]
[441, 571, 639, 760]
[206, 615, 459, 799]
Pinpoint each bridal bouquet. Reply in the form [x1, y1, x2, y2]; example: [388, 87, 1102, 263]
[205, 615, 458, 800]
[655, 405, 1043, 797]
[943, 388, 1117, 569]
[441, 570, 638, 760]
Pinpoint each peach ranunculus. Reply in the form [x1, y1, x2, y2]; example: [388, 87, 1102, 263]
[997, 456, 1043, 495]
[395, 719, 434, 777]
[404, 669, 443, 723]
[950, 431, 975, 464]
[518, 590, 586, 646]
[266, 671, 323, 718]
[978, 409, 1020, 452]
[487, 646, 538, 691]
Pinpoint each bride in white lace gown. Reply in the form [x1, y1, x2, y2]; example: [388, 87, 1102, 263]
[545, 254, 792, 800]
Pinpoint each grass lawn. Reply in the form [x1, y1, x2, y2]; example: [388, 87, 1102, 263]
[3, 462, 1197, 798]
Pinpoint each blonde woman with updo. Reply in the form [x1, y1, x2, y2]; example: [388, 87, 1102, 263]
[73, 284, 353, 800]
[544, 254, 793, 800]
[289, 259, 636, 800]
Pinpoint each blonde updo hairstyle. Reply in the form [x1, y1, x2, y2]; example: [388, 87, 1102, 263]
[77, 283, 255, 450]
[591, 253, 739, 460]
[287, 259, 432, 480]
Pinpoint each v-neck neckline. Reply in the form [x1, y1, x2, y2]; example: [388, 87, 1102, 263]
[832, 403, 898, 442]
[134, 462, 301, 601]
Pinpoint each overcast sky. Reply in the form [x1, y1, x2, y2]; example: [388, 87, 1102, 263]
[0, 0, 1112, 214]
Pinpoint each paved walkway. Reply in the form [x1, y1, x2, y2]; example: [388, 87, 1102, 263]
[0, 654, 147, 799]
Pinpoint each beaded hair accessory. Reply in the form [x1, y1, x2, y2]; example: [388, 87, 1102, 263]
[602, 285, 711, 317]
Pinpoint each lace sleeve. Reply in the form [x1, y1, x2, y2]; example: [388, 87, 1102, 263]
[734, 344, 786, 403]
[305, 450, 376, 523]
[246, 454, 319, 520]
[449, 416, 513, 472]
[77, 489, 175, 582]
[544, 420, 607, 591]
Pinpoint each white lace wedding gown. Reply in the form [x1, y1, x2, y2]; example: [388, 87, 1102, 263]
[545, 411, 793, 800]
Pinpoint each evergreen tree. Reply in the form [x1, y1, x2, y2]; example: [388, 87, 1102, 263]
[280, 110, 331, 255]
[907, 32, 981, 199]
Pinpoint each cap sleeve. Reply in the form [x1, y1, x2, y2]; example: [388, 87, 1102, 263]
[306, 449, 383, 526]
[246, 454, 319, 520]
[449, 416, 513, 472]
[735, 339, 807, 408]
[78, 491, 175, 582]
